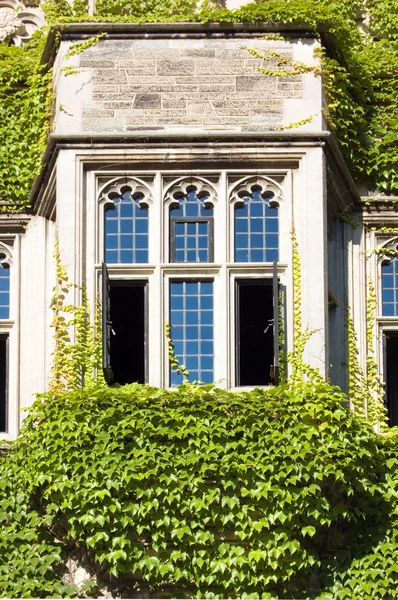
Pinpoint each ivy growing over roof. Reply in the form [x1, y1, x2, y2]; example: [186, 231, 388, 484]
[0, 0, 396, 205]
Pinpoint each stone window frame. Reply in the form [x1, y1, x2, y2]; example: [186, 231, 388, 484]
[93, 167, 288, 389]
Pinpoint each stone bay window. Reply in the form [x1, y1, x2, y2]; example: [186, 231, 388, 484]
[99, 171, 284, 388]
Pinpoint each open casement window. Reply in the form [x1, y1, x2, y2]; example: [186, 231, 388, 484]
[383, 331, 398, 426]
[102, 264, 147, 385]
[167, 179, 216, 263]
[235, 263, 280, 386]
[0, 334, 8, 433]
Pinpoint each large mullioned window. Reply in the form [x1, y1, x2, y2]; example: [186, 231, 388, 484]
[101, 173, 283, 388]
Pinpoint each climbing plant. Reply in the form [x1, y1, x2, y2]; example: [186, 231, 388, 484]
[2, 379, 398, 598]
[49, 238, 103, 391]
[0, 0, 397, 209]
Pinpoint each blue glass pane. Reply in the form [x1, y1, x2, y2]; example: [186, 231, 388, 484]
[120, 251, 133, 263]
[383, 275, 394, 288]
[0, 307, 8, 319]
[0, 277, 9, 292]
[251, 250, 264, 262]
[383, 303, 395, 316]
[382, 259, 398, 316]
[234, 193, 279, 263]
[121, 236, 132, 249]
[187, 250, 197, 262]
[119, 203, 133, 218]
[107, 236, 118, 249]
[186, 312, 198, 324]
[135, 250, 148, 263]
[383, 262, 393, 273]
[120, 220, 133, 234]
[104, 192, 148, 264]
[171, 311, 183, 325]
[169, 281, 214, 384]
[105, 219, 118, 233]
[383, 289, 394, 303]
[185, 202, 198, 217]
[105, 250, 117, 263]
[266, 249, 279, 262]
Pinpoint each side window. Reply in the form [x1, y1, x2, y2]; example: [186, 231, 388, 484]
[169, 187, 214, 263]
[104, 190, 149, 264]
[233, 185, 279, 263]
[169, 280, 214, 385]
[381, 259, 398, 316]
[0, 261, 10, 319]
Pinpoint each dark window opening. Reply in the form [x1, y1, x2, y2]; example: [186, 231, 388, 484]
[384, 332, 398, 426]
[109, 282, 147, 385]
[236, 279, 274, 386]
[0, 335, 8, 432]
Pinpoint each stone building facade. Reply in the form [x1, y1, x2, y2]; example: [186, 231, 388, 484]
[0, 21, 396, 439]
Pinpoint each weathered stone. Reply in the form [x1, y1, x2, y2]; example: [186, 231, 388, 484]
[120, 84, 176, 93]
[102, 101, 133, 109]
[125, 77, 175, 86]
[134, 49, 180, 60]
[133, 94, 161, 109]
[203, 116, 247, 124]
[79, 59, 115, 68]
[212, 106, 251, 116]
[92, 69, 127, 84]
[236, 76, 277, 91]
[134, 39, 168, 48]
[195, 59, 249, 75]
[92, 84, 118, 93]
[124, 63, 157, 76]
[115, 109, 145, 117]
[173, 84, 199, 92]
[162, 92, 226, 102]
[176, 76, 235, 85]
[180, 49, 215, 57]
[82, 117, 124, 131]
[82, 41, 134, 59]
[197, 84, 236, 92]
[82, 109, 115, 118]
[157, 59, 194, 77]
[145, 109, 187, 117]
[162, 98, 187, 109]
[155, 116, 204, 125]
[93, 92, 127, 101]
[125, 116, 155, 125]
[212, 98, 283, 110]
[188, 102, 214, 116]
[277, 75, 302, 82]
[215, 49, 252, 59]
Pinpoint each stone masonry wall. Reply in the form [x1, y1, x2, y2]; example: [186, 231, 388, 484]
[55, 35, 321, 135]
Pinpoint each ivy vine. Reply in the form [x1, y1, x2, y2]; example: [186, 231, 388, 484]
[0, 0, 396, 209]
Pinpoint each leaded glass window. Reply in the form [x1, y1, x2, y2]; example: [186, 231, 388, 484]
[234, 188, 279, 263]
[382, 259, 398, 316]
[0, 263, 10, 320]
[169, 281, 214, 385]
[104, 190, 148, 264]
[170, 189, 213, 263]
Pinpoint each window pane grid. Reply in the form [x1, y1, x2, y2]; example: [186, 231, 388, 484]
[382, 260, 398, 316]
[234, 190, 279, 263]
[170, 281, 214, 385]
[170, 190, 213, 263]
[105, 191, 148, 264]
[174, 221, 209, 263]
[0, 264, 10, 320]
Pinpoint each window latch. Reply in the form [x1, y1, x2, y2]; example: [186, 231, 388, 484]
[264, 319, 274, 334]
[107, 320, 116, 336]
